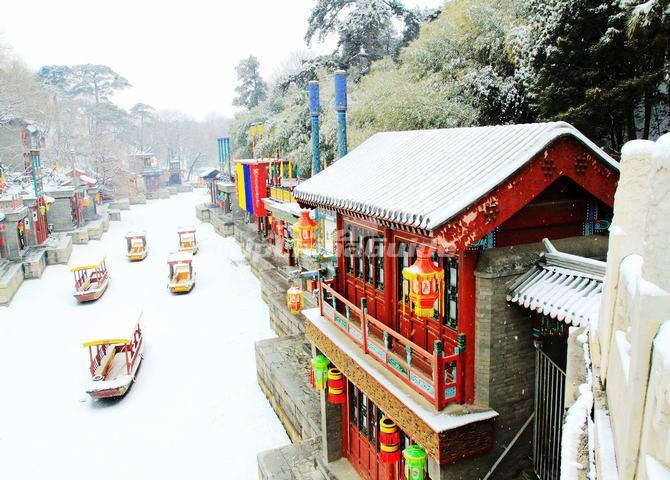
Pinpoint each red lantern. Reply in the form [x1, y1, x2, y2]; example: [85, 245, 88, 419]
[402, 246, 444, 318]
[327, 368, 346, 404]
[292, 209, 316, 250]
[379, 417, 401, 464]
[286, 285, 303, 314]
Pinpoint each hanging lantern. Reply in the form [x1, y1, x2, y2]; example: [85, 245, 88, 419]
[403, 445, 428, 480]
[287, 285, 303, 314]
[402, 246, 444, 318]
[94, 192, 100, 204]
[39, 205, 46, 216]
[379, 417, 401, 464]
[82, 197, 90, 207]
[310, 354, 330, 391]
[292, 210, 316, 250]
[327, 368, 346, 404]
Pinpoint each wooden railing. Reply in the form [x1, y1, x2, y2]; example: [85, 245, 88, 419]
[318, 281, 462, 410]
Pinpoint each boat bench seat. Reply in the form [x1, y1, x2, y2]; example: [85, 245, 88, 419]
[94, 347, 117, 379]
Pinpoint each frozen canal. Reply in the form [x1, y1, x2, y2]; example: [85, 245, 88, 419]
[0, 190, 289, 479]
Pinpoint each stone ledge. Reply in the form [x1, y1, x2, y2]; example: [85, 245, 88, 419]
[0, 260, 24, 306]
[257, 438, 322, 480]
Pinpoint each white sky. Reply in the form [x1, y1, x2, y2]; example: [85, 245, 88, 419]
[0, 0, 443, 120]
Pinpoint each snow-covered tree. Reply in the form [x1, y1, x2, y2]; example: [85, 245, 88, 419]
[305, 0, 439, 76]
[233, 56, 268, 110]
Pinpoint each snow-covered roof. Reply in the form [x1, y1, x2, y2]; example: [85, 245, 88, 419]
[507, 240, 606, 328]
[262, 198, 302, 218]
[199, 168, 219, 179]
[294, 122, 619, 232]
[168, 251, 193, 264]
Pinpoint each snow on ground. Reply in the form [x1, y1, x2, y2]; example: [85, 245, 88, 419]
[0, 190, 289, 479]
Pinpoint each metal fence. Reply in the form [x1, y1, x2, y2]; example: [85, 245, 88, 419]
[533, 348, 566, 480]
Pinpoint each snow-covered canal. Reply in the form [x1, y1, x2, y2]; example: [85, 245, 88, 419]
[0, 190, 289, 479]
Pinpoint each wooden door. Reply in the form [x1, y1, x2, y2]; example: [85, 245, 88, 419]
[343, 222, 386, 321]
[346, 383, 397, 480]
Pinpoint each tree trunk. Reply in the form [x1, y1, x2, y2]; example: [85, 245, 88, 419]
[626, 106, 637, 142]
[643, 90, 652, 139]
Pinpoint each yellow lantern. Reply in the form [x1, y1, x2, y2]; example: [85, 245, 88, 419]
[287, 285, 303, 314]
[292, 210, 316, 250]
[402, 246, 444, 318]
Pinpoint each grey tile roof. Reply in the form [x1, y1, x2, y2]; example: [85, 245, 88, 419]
[293, 122, 618, 232]
[506, 240, 606, 327]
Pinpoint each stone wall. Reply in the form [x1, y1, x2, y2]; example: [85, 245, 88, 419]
[256, 336, 321, 443]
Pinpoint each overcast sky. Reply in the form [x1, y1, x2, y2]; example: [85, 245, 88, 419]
[0, 0, 443, 120]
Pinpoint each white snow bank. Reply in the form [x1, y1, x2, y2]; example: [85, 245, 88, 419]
[561, 330, 595, 480]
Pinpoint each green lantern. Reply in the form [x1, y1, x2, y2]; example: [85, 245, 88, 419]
[311, 354, 330, 391]
[403, 444, 427, 480]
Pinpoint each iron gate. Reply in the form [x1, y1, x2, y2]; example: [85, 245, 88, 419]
[533, 348, 566, 480]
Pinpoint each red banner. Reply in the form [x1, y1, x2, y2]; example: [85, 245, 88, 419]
[249, 165, 268, 217]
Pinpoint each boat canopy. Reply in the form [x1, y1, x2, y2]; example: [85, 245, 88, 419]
[177, 226, 196, 234]
[125, 230, 146, 239]
[82, 311, 142, 347]
[71, 256, 107, 272]
[168, 251, 193, 264]
[83, 338, 131, 347]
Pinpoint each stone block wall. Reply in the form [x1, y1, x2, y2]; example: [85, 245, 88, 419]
[47, 196, 75, 232]
[256, 336, 321, 443]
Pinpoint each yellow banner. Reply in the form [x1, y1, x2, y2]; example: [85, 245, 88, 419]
[236, 163, 246, 211]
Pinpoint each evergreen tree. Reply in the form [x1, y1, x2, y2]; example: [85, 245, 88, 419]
[232, 56, 268, 110]
[522, 0, 668, 152]
[305, 0, 439, 75]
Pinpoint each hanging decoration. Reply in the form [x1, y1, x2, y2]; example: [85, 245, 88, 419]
[286, 285, 303, 314]
[310, 354, 330, 391]
[82, 196, 90, 208]
[379, 417, 401, 464]
[402, 246, 444, 318]
[292, 210, 316, 250]
[327, 368, 345, 404]
[403, 444, 428, 480]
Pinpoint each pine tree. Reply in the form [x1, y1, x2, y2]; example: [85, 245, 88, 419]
[232, 56, 268, 110]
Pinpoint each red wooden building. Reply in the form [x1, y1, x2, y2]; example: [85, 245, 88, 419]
[293, 122, 619, 479]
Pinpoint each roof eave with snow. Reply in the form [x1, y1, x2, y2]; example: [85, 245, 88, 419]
[294, 122, 618, 233]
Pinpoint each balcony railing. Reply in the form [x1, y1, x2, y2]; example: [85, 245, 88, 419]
[318, 281, 462, 410]
[269, 186, 296, 203]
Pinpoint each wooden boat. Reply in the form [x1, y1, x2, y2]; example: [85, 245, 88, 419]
[177, 226, 198, 254]
[71, 257, 109, 303]
[126, 231, 148, 261]
[168, 251, 195, 294]
[83, 316, 144, 400]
